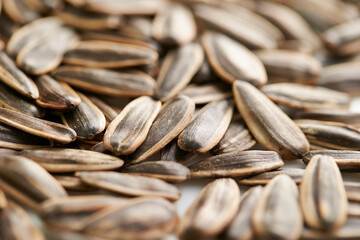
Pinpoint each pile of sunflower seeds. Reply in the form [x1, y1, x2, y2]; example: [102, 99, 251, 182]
[2, 0, 360, 239]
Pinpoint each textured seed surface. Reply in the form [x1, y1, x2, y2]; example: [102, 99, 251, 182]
[233, 80, 309, 159]
[239, 168, 305, 185]
[303, 150, 360, 170]
[294, 110, 360, 126]
[344, 182, 360, 202]
[300, 155, 348, 230]
[180, 83, 231, 105]
[54, 175, 97, 191]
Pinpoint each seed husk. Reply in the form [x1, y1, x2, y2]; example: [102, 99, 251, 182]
[0, 155, 67, 210]
[160, 139, 202, 167]
[130, 95, 195, 164]
[255, 50, 322, 84]
[0, 201, 45, 240]
[211, 119, 257, 155]
[61, 92, 106, 140]
[252, 175, 303, 240]
[348, 201, 360, 217]
[0, 187, 7, 209]
[300, 155, 348, 230]
[0, 51, 39, 99]
[233, 80, 310, 159]
[82, 197, 177, 240]
[22, 0, 63, 13]
[152, 4, 196, 45]
[35, 75, 81, 110]
[303, 150, 360, 170]
[18, 148, 124, 173]
[0, 108, 77, 144]
[180, 83, 232, 105]
[76, 171, 180, 201]
[296, 120, 360, 150]
[90, 141, 111, 154]
[63, 40, 158, 69]
[178, 178, 240, 240]
[54, 175, 97, 191]
[202, 31, 267, 86]
[0, 148, 17, 156]
[88, 96, 119, 123]
[0, 15, 18, 42]
[122, 160, 190, 182]
[154, 43, 204, 101]
[262, 83, 350, 110]
[344, 182, 360, 202]
[223, 186, 263, 240]
[104, 96, 161, 155]
[239, 168, 305, 186]
[52, 66, 156, 97]
[178, 99, 233, 153]
[3, 0, 40, 24]
[294, 109, 360, 127]
[17, 26, 78, 75]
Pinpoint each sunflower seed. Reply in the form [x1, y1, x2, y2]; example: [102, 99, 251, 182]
[239, 168, 305, 185]
[300, 155, 348, 230]
[294, 109, 360, 127]
[0, 108, 77, 144]
[344, 182, 360, 202]
[303, 150, 360, 170]
[180, 83, 232, 105]
[154, 43, 204, 101]
[233, 80, 309, 159]
[54, 175, 97, 191]
[88, 96, 119, 123]
[160, 139, 201, 166]
[348, 201, 360, 217]
[130, 95, 195, 164]
[0, 148, 17, 156]
[0, 187, 7, 209]
[3, 0, 40, 24]
[90, 141, 111, 154]
[179, 178, 240, 240]
[22, 0, 63, 13]
[76, 171, 180, 200]
[252, 175, 303, 240]
[61, 92, 106, 140]
[104, 96, 161, 155]
[0, 15, 18, 42]
[202, 31, 267, 86]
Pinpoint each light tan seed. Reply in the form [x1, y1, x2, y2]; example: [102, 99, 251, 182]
[178, 99, 233, 153]
[63, 40, 158, 69]
[296, 120, 360, 150]
[35, 75, 81, 110]
[233, 80, 309, 159]
[3, 0, 40, 24]
[19, 148, 124, 172]
[76, 171, 180, 201]
[154, 43, 204, 101]
[252, 175, 303, 240]
[122, 161, 190, 182]
[82, 197, 177, 240]
[0, 187, 7, 209]
[104, 96, 161, 155]
[344, 182, 360, 202]
[189, 150, 284, 178]
[52, 66, 156, 97]
[180, 83, 231, 105]
[294, 109, 360, 127]
[0, 108, 77, 144]
[130, 95, 195, 164]
[303, 150, 360, 170]
[0, 51, 39, 99]
[179, 178, 240, 240]
[239, 168, 305, 185]
[300, 155, 348, 230]
[22, 0, 63, 13]
[61, 92, 106, 140]
[224, 186, 263, 240]
[202, 31, 267, 86]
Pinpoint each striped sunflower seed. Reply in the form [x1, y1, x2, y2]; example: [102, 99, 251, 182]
[0, 148, 17, 156]
[344, 182, 360, 202]
[294, 109, 360, 127]
[88, 96, 119, 123]
[22, 0, 63, 13]
[303, 150, 360, 170]
[239, 168, 305, 185]
[180, 83, 232, 105]
[3, 0, 40, 24]
[0, 187, 7, 209]
[348, 201, 360, 217]
[54, 175, 97, 191]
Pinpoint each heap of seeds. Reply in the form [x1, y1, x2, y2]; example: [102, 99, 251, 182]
[1, 0, 360, 239]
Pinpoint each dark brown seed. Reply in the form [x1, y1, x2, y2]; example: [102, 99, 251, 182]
[52, 66, 156, 97]
[3, 0, 40, 24]
[54, 175, 97, 191]
[0, 122, 52, 149]
[296, 120, 360, 150]
[178, 99, 233, 153]
[0, 155, 67, 210]
[0, 81, 43, 117]
[82, 197, 177, 240]
[104, 96, 161, 155]
[300, 155, 347, 230]
[180, 83, 232, 105]
[202, 31, 267, 86]
[154, 43, 204, 101]
[18, 148, 124, 172]
[0, 15, 18, 42]
[192, 57, 215, 84]
[63, 40, 158, 69]
[17, 26, 78, 75]
[88, 96, 119, 122]
[344, 182, 360, 202]
[0, 201, 45, 240]
[303, 150, 360, 170]
[294, 109, 360, 127]
[262, 83, 350, 110]
[130, 95, 195, 164]
[211, 119, 256, 154]
[239, 168, 305, 185]
[90, 141, 111, 154]
[0, 51, 39, 99]
[252, 175, 303, 240]
[61, 92, 106, 140]
[233, 80, 309, 159]
[35, 75, 81, 110]
[152, 4, 196, 45]
[255, 50, 322, 84]
[76, 171, 180, 200]
[41, 195, 128, 231]
[189, 150, 284, 178]
[179, 178, 240, 240]
[160, 139, 201, 166]
[0, 108, 77, 144]
[224, 186, 263, 240]
[122, 160, 190, 182]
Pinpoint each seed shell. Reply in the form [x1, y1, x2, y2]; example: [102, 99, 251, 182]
[3, 0, 40, 24]
[239, 168, 305, 185]
[303, 150, 360, 170]
[180, 83, 232, 105]
[294, 110, 360, 127]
